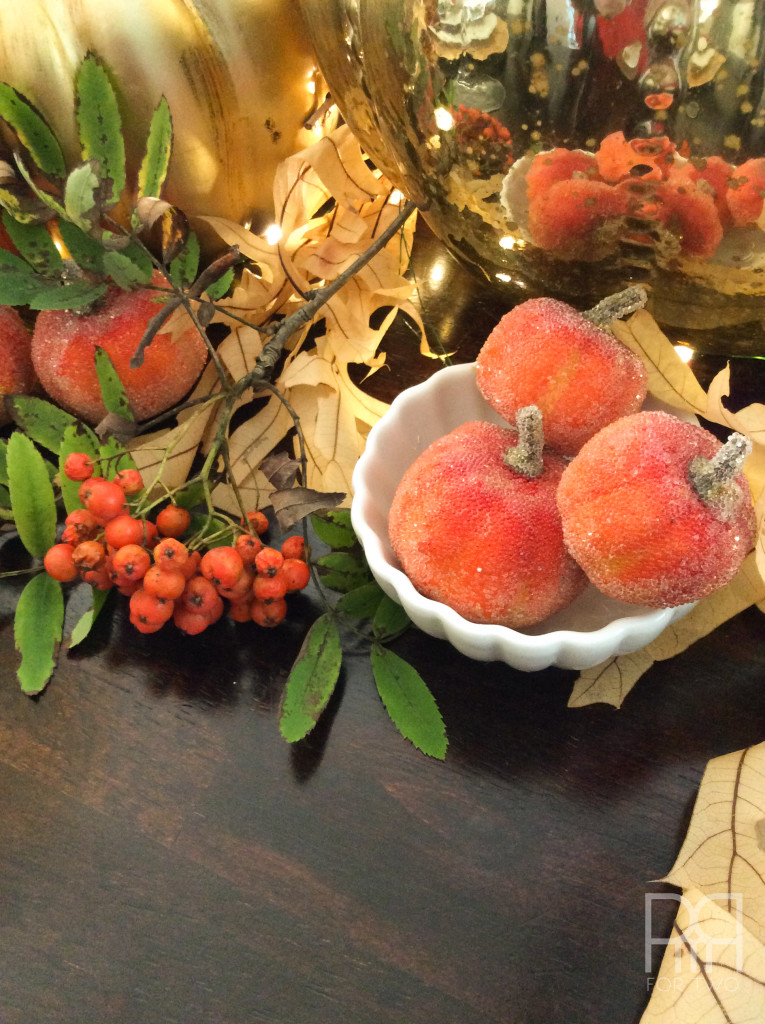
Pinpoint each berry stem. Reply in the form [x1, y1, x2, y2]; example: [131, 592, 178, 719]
[689, 431, 752, 504]
[582, 285, 648, 328]
[503, 405, 544, 478]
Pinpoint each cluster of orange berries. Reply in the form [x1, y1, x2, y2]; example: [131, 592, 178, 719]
[42, 452, 310, 635]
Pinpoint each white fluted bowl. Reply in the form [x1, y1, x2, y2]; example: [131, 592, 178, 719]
[351, 362, 697, 673]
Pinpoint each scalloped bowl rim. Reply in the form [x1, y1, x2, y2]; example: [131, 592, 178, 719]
[350, 362, 696, 672]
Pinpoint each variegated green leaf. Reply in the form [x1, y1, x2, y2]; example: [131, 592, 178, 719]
[75, 52, 125, 207]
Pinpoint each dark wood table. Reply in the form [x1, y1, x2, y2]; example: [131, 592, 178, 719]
[2, 224, 764, 1024]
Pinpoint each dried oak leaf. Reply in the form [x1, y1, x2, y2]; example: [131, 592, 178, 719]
[641, 886, 765, 1023]
[641, 742, 765, 1022]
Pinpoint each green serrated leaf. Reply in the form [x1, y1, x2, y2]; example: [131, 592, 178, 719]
[0, 186, 52, 224]
[98, 437, 136, 477]
[1, 212, 62, 274]
[57, 219, 106, 274]
[68, 586, 110, 649]
[279, 614, 342, 742]
[169, 232, 200, 288]
[102, 249, 153, 290]
[6, 394, 99, 454]
[312, 510, 357, 549]
[14, 572, 64, 694]
[58, 424, 101, 514]
[64, 161, 101, 230]
[75, 53, 125, 207]
[29, 278, 108, 311]
[13, 152, 66, 218]
[7, 432, 57, 557]
[317, 551, 370, 592]
[0, 248, 42, 304]
[94, 346, 135, 422]
[0, 82, 66, 178]
[373, 595, 411, 639]
[0, 438, 7, 485]
[172, 479, 206, 510]
[205, 267, 234, 301]
[335, 581, 385, 620]
[0, 483, 9, 507]
[371, 645, 447, 759]
[138, 96, 172, 200]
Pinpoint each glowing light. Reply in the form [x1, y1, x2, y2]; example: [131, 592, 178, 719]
[388, 189, 405, 205]
[674, 343, 694, 363]
[264, 224, 282, 245]
[429, 260, 447, 287]
[495, 272, 512, 282]
[499, 235, 527, 251]
[434, 106, 454, 131]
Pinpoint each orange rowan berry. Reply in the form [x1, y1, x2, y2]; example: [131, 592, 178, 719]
[181, 549, 202, 580]
[156, 504, 191, 538]
[130, 615, 165, 634]
[143, 564, 187, 600]
[129, 588, 174, 625]
[113, 468, 144, 495]
[142, 519, 160, 548]
[251, 597, 287, 627]
[242, 509, 269, 535]
[200, 546, 243, 588]
[172, 605, 211, 635]
[280, 557, 310, 592]
[81, 565, 114, 590]
[252, 573, 288, 602]
[254, 546, 283, 578]
[180, 575, 219, 615]
[61, 508, 99, 545]
[235, 533, 263, 565]
[110, 543, 151, 584]
[72, 539, 106, 572]
[153, 537, 189, 572]
[117, 578, 144, 597]
[104, 514, 145, 549]
[78, 476, 106, 505]
[84, 479, 129, 524]
[63, 452, 94, 481]
[280, 535, 306, 561]
[206, 594, 225, 624]
[43, 543, 78, 582]
[228, 598, 254, 622]
[217, 565, 255, 601]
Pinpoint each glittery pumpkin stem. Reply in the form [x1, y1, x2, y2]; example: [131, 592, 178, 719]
[504, 405, 544, 479]
[582, 285, 648, 328]
[689, 431, 752, 505]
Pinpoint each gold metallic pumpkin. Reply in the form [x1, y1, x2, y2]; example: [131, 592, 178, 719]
[0, 0, 321, 223]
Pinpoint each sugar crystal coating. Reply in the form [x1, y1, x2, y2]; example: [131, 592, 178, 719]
[388, 420, 587, 628]
[475, 297, 648, 455]
[557, 411, 757, 608]
[0, 305, 36, 425]
[31, 271, 208, 424]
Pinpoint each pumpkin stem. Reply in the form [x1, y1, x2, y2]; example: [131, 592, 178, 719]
[689, 431, 751, 512]
[582, 285, 648, 328]
[504, 405, 544, 478]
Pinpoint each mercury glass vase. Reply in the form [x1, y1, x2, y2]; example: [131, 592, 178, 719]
[301, 0, 765, 355]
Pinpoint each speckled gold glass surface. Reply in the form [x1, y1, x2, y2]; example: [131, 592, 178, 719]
[302, 0, 765, 354]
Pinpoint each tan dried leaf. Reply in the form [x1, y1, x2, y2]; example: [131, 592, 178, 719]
[568, 553, 765, 708]
[662, 743, 765, 944]
[127, 401, 214, 497]
[612, 311, 708, 415]
[641, 886, 765, 1023]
